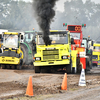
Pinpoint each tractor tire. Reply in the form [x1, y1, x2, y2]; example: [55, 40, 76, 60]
[77, 64, 82, 73]
[41, 67, 48, 73]
[72, 66, 77, 74]
[77, 59, 82, 73]
[86, 58, 90, 72]
[66, 60, 72, 74]
[20, 44, 28, 65]
[34, 66, 40, 73]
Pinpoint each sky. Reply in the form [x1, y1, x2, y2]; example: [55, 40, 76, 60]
[23, 0, 100, 12]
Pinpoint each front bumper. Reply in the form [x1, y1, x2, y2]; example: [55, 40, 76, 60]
[34, 59, 70, 66]
[0, 57, 20, 64]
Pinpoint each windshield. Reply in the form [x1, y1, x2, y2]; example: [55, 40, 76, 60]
[81, 40, 87, 48]
[37, 34, 68, 45]
[70, 33, 80, 40]
[3, 34, 18, 48]
[24, 32, 35, 43]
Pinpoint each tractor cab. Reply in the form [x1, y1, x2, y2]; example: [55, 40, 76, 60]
[66, 25, 83, 47]
[24, 31, 35, 43]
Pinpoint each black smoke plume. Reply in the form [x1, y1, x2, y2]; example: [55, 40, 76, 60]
[33, 0, 58, 46]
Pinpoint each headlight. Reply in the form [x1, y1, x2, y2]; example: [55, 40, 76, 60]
[35, 57, 41, 61]
[62, 56, 68, 59]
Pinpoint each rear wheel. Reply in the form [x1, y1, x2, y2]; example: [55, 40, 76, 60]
[41, 66, 51, 73]
[20, 44, 28, 65]
[34, 66, 40, 73]
[77, 63, 82, 73]
[77, 58, 82, 73]
[66, 60, 72, 74]
[86, 58, 90, 72]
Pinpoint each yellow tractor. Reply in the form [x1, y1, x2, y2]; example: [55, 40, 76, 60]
[34, 30, 72, 73]
[0, 32, 23, 69]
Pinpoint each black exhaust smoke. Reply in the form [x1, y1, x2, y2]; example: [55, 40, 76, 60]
[33, 0, 57, 46]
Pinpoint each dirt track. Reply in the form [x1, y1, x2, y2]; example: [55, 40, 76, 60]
[0, 67, 100, 100]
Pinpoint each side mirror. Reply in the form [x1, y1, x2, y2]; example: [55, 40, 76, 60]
[21, 35, 23, 39]
[0, 34, 2, 39]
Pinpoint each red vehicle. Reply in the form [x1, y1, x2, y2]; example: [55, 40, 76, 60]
[63, 24, 88, 73]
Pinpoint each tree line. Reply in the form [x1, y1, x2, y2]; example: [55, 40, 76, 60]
[0, 0, 100, 40]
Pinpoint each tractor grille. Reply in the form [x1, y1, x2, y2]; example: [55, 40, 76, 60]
[43, 49, 59, 60]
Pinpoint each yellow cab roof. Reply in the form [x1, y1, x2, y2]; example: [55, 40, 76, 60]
[37, 30, 69, 35]
[50, 30, 68, 32]
[93, 43, 100, 46]
[3, 32, 18, 35]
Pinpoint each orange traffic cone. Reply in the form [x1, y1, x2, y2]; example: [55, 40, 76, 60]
[61, 73, 67, 90]
[25, 76, 34, 96]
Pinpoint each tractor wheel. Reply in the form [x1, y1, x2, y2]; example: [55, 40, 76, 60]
[41, 67, 47, 73]
[76, 58, 82, 73]
[77, 63, 82, 73]
[20, 44, 28, 65]
[66, 60, 72, 74]
[34, 66, 40, 73]
[86, 58, 90, 72]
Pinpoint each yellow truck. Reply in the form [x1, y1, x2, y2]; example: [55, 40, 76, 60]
[92, 42, 100, 67]
[33, 30, 74, 73]
[0, 32, 24, 69]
